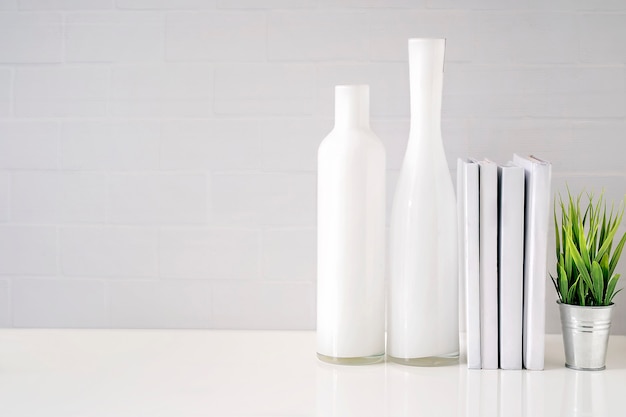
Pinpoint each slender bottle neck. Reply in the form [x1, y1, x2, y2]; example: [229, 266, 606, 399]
[334, 85, 370, 129]
[408, 39, 445, 135]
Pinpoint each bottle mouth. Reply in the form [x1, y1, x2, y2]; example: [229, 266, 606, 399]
[408, 38, 446, 48]
[408, 38, 446, 43]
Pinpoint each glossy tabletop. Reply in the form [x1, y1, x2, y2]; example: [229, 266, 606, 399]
[1, 330, 625, 416]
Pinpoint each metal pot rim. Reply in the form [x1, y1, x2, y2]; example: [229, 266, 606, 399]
[556, 300, 615, 310]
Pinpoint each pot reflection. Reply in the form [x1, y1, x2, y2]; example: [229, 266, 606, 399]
[560, 370, 607, 417]
[314, 355, 611, 417]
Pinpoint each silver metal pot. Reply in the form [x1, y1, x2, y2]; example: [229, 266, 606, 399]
[558, 301, 614, 371]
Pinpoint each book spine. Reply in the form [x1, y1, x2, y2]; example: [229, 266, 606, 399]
[479, 161, 498, 369]
[463, 162, 482, 369]
[498, 165, 525, 370]
[525, 163, 551, 370]
[514, 154, 552, 371]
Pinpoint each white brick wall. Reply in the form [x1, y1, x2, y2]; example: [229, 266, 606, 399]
[15, 67, 109, 117]
[159, 228, 259, 280]
[108, 173, 207, 224]
[268, 11, 370, 61]
[60, 226, 157, 277]
[117, 0, 213, 9]
[0, 13, 63, 63]
[210, 173, 316, 227]
[316, 63, 409, 118]
[61, 121, 160, 170]
[0, 226, 58, 275]
[0, 121, 60, 169]
[12, 278, 108, 328]
[0, 279, 9, 327]
[261, 229, 315, 281]
[0, 173, 9, 222]
[211, 281, 315, 330]
[369, 11, 472, 62]
[160, 119, 261, 170]
[66, 12, 164, 63]
[258, 118, 327, 171]
[109, 279, 211, 328]
[0, 1, 17, 11]
[11, 172, 106, 223]
[110, 64, 213, 117]
[19, 0, 113, 10]
[166, 12, 266, 62]
[214, 63, 316, 115]
[0, 3, 624, 333]
[0, 69, 11, 117]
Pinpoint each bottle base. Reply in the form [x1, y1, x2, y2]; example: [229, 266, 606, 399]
[316, 352, 385, 366]
[387, 351, 459, 367]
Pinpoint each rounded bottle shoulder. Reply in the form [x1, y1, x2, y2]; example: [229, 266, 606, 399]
[319, 127, 385, 153]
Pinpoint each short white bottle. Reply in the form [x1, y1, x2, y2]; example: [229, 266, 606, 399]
[316, 85, 386, 365]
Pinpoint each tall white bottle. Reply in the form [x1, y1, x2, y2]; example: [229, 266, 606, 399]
[317, 85, 386, 365]
[388, 39, 459, 365]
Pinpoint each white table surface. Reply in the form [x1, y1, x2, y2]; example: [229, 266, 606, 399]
[1, 330, 625, 416]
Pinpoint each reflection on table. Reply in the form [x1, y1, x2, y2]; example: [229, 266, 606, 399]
[316, 335, 624, 417]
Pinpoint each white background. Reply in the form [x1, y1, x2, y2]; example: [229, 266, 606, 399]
[0, 0, 624, 334]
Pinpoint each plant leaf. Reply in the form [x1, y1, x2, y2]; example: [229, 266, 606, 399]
[554, 197, 561, 260]
[561, 197, 568, 262]
[601, 253, 610, 291]
[591, 261, 604, 305]
[565, 239, 573, 280]
[578, 277, 586, 306]
[587, 193, 600, 259]
[550, 274, 562, 302]
[607, 288, 622, 305]
[609, 230, 626, 277]
[578, 218, 592, 270]
[599, 206, 608, 253]
[605, 273, 621, 305]
[567, 235, 593, 290]
[559, 262, 568, 302]
[594, 220, 622, 264]
[567, 277, 579, 303]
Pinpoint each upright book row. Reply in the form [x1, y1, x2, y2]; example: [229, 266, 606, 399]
[457, 155, 552, 370]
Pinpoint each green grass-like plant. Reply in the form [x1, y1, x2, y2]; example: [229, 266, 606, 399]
[551, 190, 626, 306]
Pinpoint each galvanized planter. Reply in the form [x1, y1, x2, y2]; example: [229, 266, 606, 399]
[558, 301, 614, 371]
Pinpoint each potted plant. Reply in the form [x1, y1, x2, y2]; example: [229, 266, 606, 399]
[552, 190, 626, 370]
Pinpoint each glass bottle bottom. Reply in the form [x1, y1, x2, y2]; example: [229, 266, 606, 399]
[387, 351, 459, 367]
[316, 352, 385, 365]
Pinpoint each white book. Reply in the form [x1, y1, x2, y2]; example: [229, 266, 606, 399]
[498, 163, 525, 370]
[478, 159, 498, 370]
[513, 154, 552, 371]
[457, 158, 481, 369]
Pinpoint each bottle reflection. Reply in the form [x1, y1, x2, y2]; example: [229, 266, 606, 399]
[315, 361, 385, 417]
[315, 359, 609, 417]
[560, 371, 607, 417]
[463, 367, 610, 417]
[386, 364, 462, 416]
